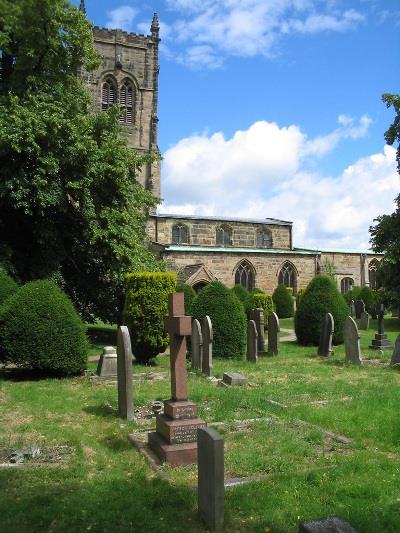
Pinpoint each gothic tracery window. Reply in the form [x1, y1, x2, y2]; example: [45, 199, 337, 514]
[235, 260, 255, 291]
[257, 229, 273, 248]
[368, 259, 379, 289]
[216, 225, 232, 246]
[171, 223, 189, 245]
[101, 78, 117, 111]
[119, 80, 134, 125]
[341, 277, 354, 294]
[278, 261, 297, 294]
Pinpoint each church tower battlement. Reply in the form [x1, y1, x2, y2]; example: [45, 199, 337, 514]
[79, 2, 161, 201]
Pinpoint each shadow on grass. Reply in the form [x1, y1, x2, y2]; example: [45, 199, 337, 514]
[82, 404, 118, 419]
[0, 367, 80, 382]
[100, 434, 133, 452]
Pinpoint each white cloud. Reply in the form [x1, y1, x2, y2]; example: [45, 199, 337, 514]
[106, 6, 137, 31]
[161, 118, 399, 250]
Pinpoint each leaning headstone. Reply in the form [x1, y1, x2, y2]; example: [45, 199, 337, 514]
[317, 313, 334, 357]
[369, 304, 394, 350]
[390, 335, 400, 367]
[191, 319, 203, 371]
[221, 372, 247, 386]
[359, 311, 370, 331]
[354, 299, 365, 319]
[96, 346, 118, 378]
[267, 312, 280, 356]
[202, 315, 213, 377]
[117, 326, 134, 420]
[246, 320, 258, 363]
[250, 308, 265, 352]
[148, 293, 206, 466]
[344, 316, 362, 365]
[197, 427, 224, 531]
[299, 516, 356, 533]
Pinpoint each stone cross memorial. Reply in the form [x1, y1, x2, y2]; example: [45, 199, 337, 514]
[267, 312, 280, 356]
[250, 308, 265, 352]
[246, 320, 258, 363]
[117, 326, 134, 420]
[369, 304, 393, 350]
[148, 293, 206, 466]
[191, 318, 203, 371]
[197, 427, 224, 531]
[390, 335, 400, 368]
[359, 311, 370, 331]
[202, 315, 213, 377]
[317, 313, 334, 357]
[344, 316, 362, 365]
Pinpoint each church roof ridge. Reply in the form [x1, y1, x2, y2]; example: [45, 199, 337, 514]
[152, 213, 293, 226]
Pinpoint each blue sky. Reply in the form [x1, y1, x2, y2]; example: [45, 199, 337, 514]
[75, 0, 399, 250]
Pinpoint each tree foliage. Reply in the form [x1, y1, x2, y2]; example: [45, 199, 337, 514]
[0, 0, 160, 323]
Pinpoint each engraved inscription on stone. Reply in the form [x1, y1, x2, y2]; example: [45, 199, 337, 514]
[171, 423, 207, 444]
[175, 407, 196, 419]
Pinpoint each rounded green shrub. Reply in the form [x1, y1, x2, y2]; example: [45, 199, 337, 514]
[359, 286, 377, 316]
[295, 275, 348, 345]
[0, 268, 18, 306]
[231, 284, 252, 316]
[123, 272, 177, 363]
[191, 281, 246, 358]
[176, 284, 196, 315]
[272, 284, 294, 318]
[0, 280, 88, 374]
[342, 286, 361, 305]
[296, 288, 306, 307]
[250, 292, 274, 328]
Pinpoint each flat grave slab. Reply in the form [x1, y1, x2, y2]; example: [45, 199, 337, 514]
[220, 372, 247, 386]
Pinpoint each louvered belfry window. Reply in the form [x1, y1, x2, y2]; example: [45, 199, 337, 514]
[102, 78, 116, 111]
[119, 81, 134, 125]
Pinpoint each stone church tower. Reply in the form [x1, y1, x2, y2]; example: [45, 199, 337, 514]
[79, 1, 161, 201]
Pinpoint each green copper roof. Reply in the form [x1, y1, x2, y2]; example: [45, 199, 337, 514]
[295, 247, 381, 255]
[165, 246, 317, 255]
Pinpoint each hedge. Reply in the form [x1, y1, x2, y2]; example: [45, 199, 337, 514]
[176, 284, 197, 315]
[250, 292, 274, 328]
[272, 284, 294, 318]
[231, 284, 252, 316]
[123, 272, 177, 363]
[0, 268, 18, 307]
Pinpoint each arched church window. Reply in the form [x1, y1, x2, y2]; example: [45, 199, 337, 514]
[257, 229, 273, 248]
[119, 80, 134, 125]
[101, 78, 117, 111]
[340, 277, 354, 294]
[216, 225, 232, 246]
[171, 224, 189, 245]
[368, 259, 379, 289]
[278, 261, 297, 294]
[234, 260, 255, 291]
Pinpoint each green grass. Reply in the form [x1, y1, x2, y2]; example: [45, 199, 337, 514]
[1, 317, 400, 532]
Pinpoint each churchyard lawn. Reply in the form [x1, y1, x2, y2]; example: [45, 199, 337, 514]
[1, 317, 400, 532]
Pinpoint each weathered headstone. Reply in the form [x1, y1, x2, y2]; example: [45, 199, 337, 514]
[369, 304, 393, 350]
[344, 316, 362, 365]
[350, 300, 355, 317]
[197, 427, 224, 531]
[117, 326, 134, 420]
[247, 320, 258, 363]
[148, 293, 206, 466]
[191, 319, 203, 371]
[267, 312, 280, 356]
[202, 315, 213, 377]
[359, 311, 370, 331]
[390, 335, 400, 367]
[250, 308, 265, 352]
[221, 372, 247, 386]
[299, 516, 356, 533]
[354, 299, 365, 319]
[96, 346, 118, 378]
[317, 313, 334, 357]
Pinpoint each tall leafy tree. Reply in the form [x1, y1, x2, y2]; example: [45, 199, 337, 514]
[370, 93, 400, 309]
[0, 0, 161, 322]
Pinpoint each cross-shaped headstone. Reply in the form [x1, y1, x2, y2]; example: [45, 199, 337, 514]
[378, 303, 385, 335]
[165, 293, 192, 401]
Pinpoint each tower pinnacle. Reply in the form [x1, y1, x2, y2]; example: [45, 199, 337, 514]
[79, 0, 86, 14]
[151, 13, 160, 37]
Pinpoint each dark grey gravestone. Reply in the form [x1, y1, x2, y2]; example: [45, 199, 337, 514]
[359, 311, 370, 331]
[354, 299, 365, 319]
[246, 320, 258, 363]
[202, 315, 213, 377]
[117, 326, 134, 420]
[267, 312, 280, 356]
[369, 304, 393, 350]
[317, 313, 334, 357]
[222, 372, 247, 386]
[344, 316, 362, 365]
[96, 346, 118, 378]
[390, 335, 400, 367]
[350, 300, 355, 317]
[299, 516, 356, 532]
[197, 427, 224, 531]
[191, 319, 203, 371]
[250, 308, 265, 352]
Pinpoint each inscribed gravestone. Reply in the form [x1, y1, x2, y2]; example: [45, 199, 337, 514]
[317, 313, 334, 357]
[247, 320, 258, 363]
[202, 316, 213, 377]
[354, 299, 365, 319]
[197, 427, 224, 531]
[117, 326, 134, 420]
[359, 311, 370, 331]
[344, 316, 362, 364]
[390, 335, 400, 367]
[267, 312, 280, 356]
[299, 516, 356, 533]
[250, 308, 265, 352]
[191, 319, 203, 371]
[96, 346, 118, 378]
